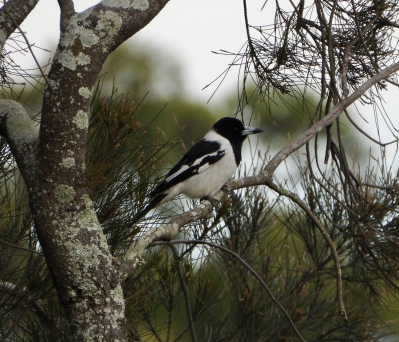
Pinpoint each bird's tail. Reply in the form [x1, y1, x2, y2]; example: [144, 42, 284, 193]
[131, 193, 168, 226]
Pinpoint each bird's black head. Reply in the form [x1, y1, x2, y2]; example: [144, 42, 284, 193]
[212, 117, 263, 143]
[212, 117, 263, 165]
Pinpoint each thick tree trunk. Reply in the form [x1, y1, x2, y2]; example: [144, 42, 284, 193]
[0, 1, 169, 340]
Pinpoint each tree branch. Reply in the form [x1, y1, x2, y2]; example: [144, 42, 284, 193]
[0, 99, 39, 188]
[20, 1, 171, 340]
[119, 60, 399, 320]
[0, 238, 42, 255]
[0, 0, 40, 49]
[58, 0, 75, 33]
[81, 0, 170, 53]
[232, 60, 399, 184]
[121, 198, 216, 277]
[122, 60, 399, 282]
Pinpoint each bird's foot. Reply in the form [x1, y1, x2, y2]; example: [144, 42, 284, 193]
[221, 184, 231, 192]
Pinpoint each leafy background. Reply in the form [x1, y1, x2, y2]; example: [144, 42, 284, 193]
[1, 1, 399, 341]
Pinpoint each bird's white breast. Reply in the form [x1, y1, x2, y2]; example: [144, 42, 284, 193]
[167, 131, 237, 199]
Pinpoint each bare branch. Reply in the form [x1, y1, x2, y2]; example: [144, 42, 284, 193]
[121, 198, 216, 277]
[345, 109, 399, 146]
[0, 238, 42, 255]
[3, 8, 52, 89]
[58, 0, 75, 33]
[0, 0, 40, 47]
[261, 61, 399, 177]
[0, 99, 39, 188]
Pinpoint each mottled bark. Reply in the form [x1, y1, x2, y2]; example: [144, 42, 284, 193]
[2, 1, 399, 340]
[0, 0, 40, 50]
[0, 0, 169, 341]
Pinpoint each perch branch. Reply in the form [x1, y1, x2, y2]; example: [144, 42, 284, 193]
[121, 197, 217, 277]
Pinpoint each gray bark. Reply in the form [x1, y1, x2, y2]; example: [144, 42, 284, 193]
[0, 0, 169, 341]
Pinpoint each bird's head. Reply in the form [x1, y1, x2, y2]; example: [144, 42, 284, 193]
[212, 117, 263, 143]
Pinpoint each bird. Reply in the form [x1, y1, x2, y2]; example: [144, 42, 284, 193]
[131, 117, 263, 224]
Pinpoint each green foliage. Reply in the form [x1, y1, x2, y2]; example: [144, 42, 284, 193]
[122, 153, 395, 341]
[1, 21, 399, 342]
[87, 81, 167, 250]
[1, 81, 397, 340]
[101, 43, 183, 100]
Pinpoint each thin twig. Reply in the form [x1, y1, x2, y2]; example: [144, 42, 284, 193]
[0, 281, 47, 319]
[3, 5, 52, 90]
[169, 243, 197, 342]
[345, 109, 399, 146]
[264, 179, 347, 321]
[0, 238, 42, 255]
[341, 9, 380, 98]
[154, 239, 306, 342]
[262, 60, 399, 177]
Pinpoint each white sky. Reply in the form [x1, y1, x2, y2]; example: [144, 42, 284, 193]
[15, 0, 399, 173]
[18, 0, 268, 108]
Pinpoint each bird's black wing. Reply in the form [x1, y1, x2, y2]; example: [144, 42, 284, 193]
[149, 139, 224, 197]
[131, 192, 168, 225]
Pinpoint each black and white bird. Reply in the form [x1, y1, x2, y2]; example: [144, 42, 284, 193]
[132, 117, 263, 224]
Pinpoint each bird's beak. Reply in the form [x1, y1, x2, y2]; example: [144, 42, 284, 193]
[242, 126, 263, 136]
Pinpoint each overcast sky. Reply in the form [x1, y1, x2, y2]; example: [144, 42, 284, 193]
[17, 0, 268, 108]
[14, 0, 399, 171]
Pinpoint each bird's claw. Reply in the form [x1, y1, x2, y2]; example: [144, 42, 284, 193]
[221, 184, 231, 192]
